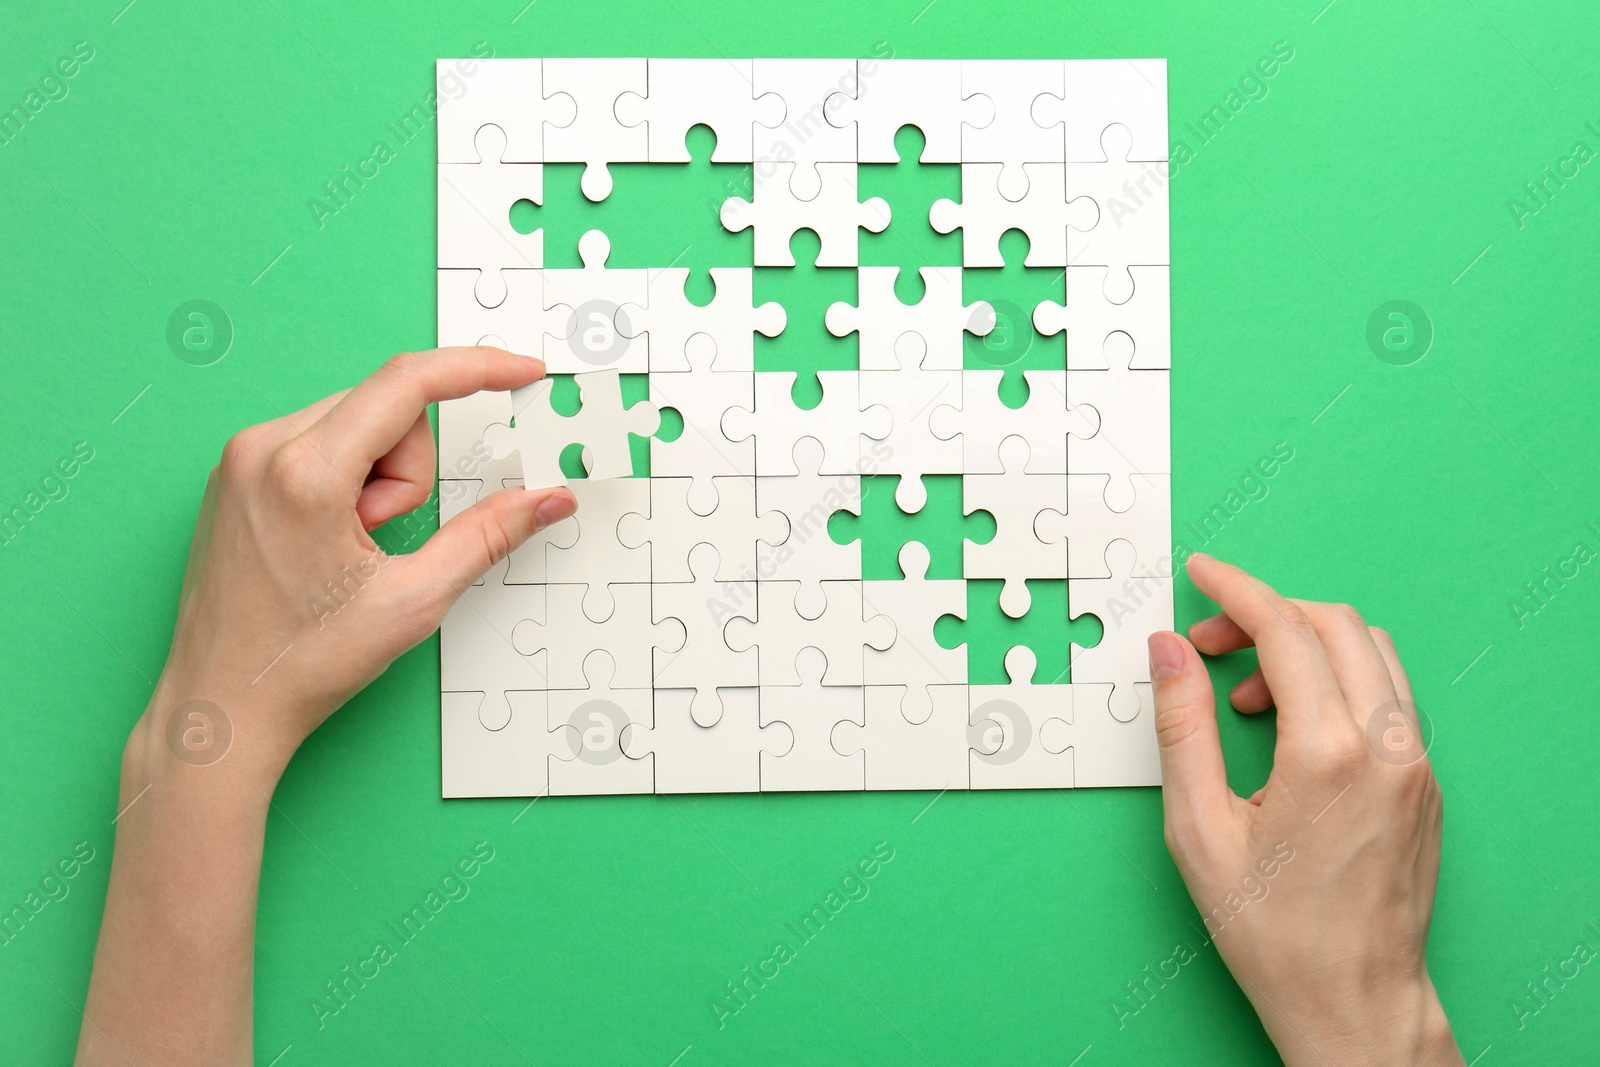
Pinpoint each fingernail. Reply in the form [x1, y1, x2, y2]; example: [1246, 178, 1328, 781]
[534, 491, 576, 528]
[1148, 631, 1185, 681]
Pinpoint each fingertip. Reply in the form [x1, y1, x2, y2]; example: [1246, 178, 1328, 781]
[532, 486, 577, 529]
[1148, 630, 1188, 682]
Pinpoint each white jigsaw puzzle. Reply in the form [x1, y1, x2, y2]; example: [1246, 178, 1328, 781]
[437, 56, 1172, 797]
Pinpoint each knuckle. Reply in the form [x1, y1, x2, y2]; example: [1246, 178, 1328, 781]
[478, 514, 517, 568]
[1325, 602, 1366, 629]
[1269, 602, 1315, 637]
[219, 425, 269, 475]
[263, 441, 326, 506]
[1154, 701, 1209, 751]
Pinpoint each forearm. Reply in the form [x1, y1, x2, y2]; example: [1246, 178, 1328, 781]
[77, 698, 284, 1067]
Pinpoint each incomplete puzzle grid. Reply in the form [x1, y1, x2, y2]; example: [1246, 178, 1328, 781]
[435, 57, 1172, 797]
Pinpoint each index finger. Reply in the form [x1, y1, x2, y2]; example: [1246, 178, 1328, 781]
[1184, 554, 1353, 746]
[313, 347, 545, 479]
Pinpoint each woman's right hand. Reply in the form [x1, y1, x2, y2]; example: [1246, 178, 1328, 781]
[1148, 553, 1462, 1066]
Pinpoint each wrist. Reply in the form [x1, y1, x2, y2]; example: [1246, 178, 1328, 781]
[1265, 971, 1461, 1067]
[126, 667, 301, 797]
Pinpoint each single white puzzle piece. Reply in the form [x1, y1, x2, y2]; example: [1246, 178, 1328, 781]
[547, 651, 655, 796]
[651, 543, 758, 726]
[614, 58, 764, 162]
[720, 161, 889, 267]
[968, 646, 1075, 790]
[823, 59, 983, 164]
[1061, 331, 1172, 512]
[485, 367, 660, 491]
[633, 266, 785, 373]
[437, 268, 560, 361]
[721, 370, 890, 476]
[1033, 264, 1171, 371]
[623, 687, 790, 793]
[959, 59, 1067, 198]
[540, 57, 649, 201]
[647, 339, 755, 511]
[758, 646, 866, 791]
[930, 162, 1097, 268]
[617, 475, 786, 586]
[437, 56, 1171, 797]
[960, 436, 1069, 618]
[1069, 538, 1173, 724]
[751, 58, 860, 198]
[825, 266, 995, 371]
[752, 436, 864, 605]
[832, 685, 989, 791]
[1065, 124, 1171, 302]
[725, 579, 895, 688]
[437, 124, 545, 308]
[541, 230, 650, 373]
[857, 334, 964, 513]
[511, 581, 682, 691]
[862, 542, 967, 724]
[436, 58, 575, 164]
[1053, 59, 1169, 164]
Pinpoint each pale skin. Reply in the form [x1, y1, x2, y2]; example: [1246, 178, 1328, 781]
[77, 347, 1458, 1065]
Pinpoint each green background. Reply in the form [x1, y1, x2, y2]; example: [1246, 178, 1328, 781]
[4, 0, 1598, 1062]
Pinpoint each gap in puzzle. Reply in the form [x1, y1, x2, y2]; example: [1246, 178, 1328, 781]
[433, 57, 1172, 797]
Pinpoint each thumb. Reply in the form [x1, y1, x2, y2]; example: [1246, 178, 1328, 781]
[1149, 630, 1237, 834]
[409, 484, 577, 595]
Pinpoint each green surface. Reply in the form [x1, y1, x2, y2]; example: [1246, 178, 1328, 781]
[4, 2, 1599, 1063]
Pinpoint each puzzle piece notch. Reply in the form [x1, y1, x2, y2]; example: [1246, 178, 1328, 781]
[822, 59, 984, 164]
[825, 266, 996, 371]
[622, 686, 790, 793]
[631, 267, 785, 373]
[721, 371, 890, 476]
[437, 123, 546, 309]
[547, 650, 655, 795]
[1051, 320, 1170, 511]
[613, 58, 768, 162]
[929, 162, 1098, 268]
[540, 58, 649, 201]
[485, 368, 660, 491]
[758, 646, 865, 791]
[1069, 538, 1173, 723]
[967, 645, 1076, 789]
[720, 161, 890, 267]
[960, 436, 1068, 618]
[1065, 124, 1170, 302]
[437, 57, 576, 164]
[1032, 264, 1171, 370]
[542, 229, 650, 373]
